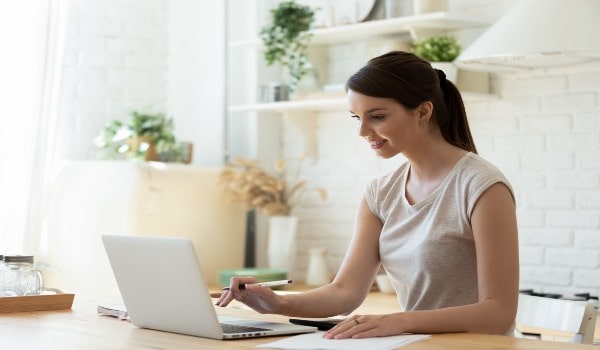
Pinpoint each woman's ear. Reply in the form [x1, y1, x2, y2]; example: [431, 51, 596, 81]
[417, 101, 433, 126]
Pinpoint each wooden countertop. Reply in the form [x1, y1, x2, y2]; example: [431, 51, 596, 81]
[0, 289, 597, 349]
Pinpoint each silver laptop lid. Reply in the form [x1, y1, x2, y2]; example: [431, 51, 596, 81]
[102, 235, 224, 339]
[102, 235, 317, 340]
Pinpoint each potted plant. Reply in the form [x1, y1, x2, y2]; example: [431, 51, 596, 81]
[412, 34, 461, 83]
[94, 111, 187, 162]
[260, 0, 316, 94]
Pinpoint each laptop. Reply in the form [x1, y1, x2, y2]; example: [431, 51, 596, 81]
[101, 235, 317, 339]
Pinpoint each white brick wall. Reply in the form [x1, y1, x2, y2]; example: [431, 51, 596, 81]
[57, 0, 168, 161]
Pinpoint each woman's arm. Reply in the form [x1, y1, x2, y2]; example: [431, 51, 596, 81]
[325, 182, 519, 338]
[216, 196, 383, 317]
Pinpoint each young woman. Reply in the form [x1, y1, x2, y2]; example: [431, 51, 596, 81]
[216, 51, 519, 339]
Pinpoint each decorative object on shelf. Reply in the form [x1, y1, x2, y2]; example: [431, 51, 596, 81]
[292, 63, 321, 99]
[305, 247, 330, 286]
[384, 0, 413, 18]
[94, 111, 192, 163]
[413, 0, 447, 15]
[244, 210, 257, 267]
[302, 0, 376, 27]
[364, 0, 412, 20]
[260, 0, 316, 92]
[412, 34, 461, 83]
[218, 268, 288, 287]
[267, 215, 299, 271]
[258, 82, 290, 103]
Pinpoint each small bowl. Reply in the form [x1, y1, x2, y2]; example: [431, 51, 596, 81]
[375, 274, 395, 294]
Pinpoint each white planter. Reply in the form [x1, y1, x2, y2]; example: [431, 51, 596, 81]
[267, 216, 298, 274]
[305, 248, 330, 286]
[413, 0, 448, 15]
[431, 62, 458, 84]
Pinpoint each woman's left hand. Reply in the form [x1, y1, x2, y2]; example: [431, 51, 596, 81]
[323, 314, 400, 339]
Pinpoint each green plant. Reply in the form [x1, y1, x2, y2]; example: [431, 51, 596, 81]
[94, 111, 183, 162]
[412, 35, 461, 62]
[260, 0, 316, 92]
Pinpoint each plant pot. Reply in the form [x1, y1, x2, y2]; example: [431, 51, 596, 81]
[413, 0, 448, 15]
[128, 136, 158, 161]
[267, 215, 298, 274]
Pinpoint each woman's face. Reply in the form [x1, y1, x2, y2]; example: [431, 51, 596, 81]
[347, 89, 427, 159]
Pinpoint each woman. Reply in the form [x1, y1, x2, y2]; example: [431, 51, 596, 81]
[216, 51, 519, 339]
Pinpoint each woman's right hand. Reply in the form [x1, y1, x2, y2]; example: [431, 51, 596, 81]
[215, 276, 283, 314]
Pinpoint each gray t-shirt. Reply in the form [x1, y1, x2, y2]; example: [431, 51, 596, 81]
[365, 152, 514, 312]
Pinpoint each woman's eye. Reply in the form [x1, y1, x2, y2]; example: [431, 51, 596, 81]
[350, 114, 360, 120]
[371, 115, 385, 121]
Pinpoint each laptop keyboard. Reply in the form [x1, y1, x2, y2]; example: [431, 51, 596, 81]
[221, 323, 273, 334]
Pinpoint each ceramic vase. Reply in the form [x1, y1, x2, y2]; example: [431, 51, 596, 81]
[431, 62, 458, 84]
[413, 0, 448, 15]
[267, 215, 298, 274]
[305, 248, 330, 286]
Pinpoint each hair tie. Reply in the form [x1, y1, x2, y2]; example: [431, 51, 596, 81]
[435, 69, 446, 85]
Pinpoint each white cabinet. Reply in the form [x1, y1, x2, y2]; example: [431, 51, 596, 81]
[41, 161, 246, 297]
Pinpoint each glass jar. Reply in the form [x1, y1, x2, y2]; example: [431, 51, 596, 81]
[2, 255, 44, 296]
[0, 255, 5, 296]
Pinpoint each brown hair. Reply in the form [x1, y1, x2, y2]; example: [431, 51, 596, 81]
[345, 51, 477, 154]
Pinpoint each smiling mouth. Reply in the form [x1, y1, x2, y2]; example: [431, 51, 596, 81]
[369, 139, 386, 149]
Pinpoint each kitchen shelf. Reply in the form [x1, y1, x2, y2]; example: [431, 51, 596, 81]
[228, 96, 347, 113]
[229, 12, 489, 48]
[228, 92, 493, 114]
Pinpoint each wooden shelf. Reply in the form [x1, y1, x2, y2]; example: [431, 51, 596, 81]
[229, 12, 489, 48]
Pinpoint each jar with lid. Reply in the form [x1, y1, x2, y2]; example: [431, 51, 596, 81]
[0, 255, 5, 296]
[1, 255, 44, 296]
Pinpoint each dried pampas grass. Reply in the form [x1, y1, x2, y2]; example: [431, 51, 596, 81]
[218, 157, 326, 216]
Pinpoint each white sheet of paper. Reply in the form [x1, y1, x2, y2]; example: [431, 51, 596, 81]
[257, 331, 430, 350]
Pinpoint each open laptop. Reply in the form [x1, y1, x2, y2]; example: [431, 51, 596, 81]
[101, 235, 317, 339]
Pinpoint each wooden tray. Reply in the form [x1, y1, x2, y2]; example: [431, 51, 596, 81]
[0, 292, 75, 313]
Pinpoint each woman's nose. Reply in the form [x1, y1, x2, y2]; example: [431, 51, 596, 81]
[357, 121, 370, 137]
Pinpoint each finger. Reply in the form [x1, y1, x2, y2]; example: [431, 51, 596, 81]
[210, 292, 222, 298]
[216, 290, 234, 307]
[323, 318, 359, 339]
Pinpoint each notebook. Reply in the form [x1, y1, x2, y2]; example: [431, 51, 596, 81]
[101, 235, 317, 339]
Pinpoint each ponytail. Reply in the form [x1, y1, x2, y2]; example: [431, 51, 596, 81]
[437, 73, 478, 154]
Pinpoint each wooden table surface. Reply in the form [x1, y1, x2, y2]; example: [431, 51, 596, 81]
[0, 289, 598, 350]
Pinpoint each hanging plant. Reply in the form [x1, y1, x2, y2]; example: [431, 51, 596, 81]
[260, 0, 316, 92]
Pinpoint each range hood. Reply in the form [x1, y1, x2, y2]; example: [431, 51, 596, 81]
[455, 0, 600, 72]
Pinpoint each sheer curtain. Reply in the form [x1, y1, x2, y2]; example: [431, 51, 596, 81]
[0, 0, 69, 254]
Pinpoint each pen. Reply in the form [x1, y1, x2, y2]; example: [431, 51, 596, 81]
[221, 279, 293, 291]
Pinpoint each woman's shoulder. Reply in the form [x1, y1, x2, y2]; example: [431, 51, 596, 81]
[459, 152, 507, 178]
[455, 152, 515, 203]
